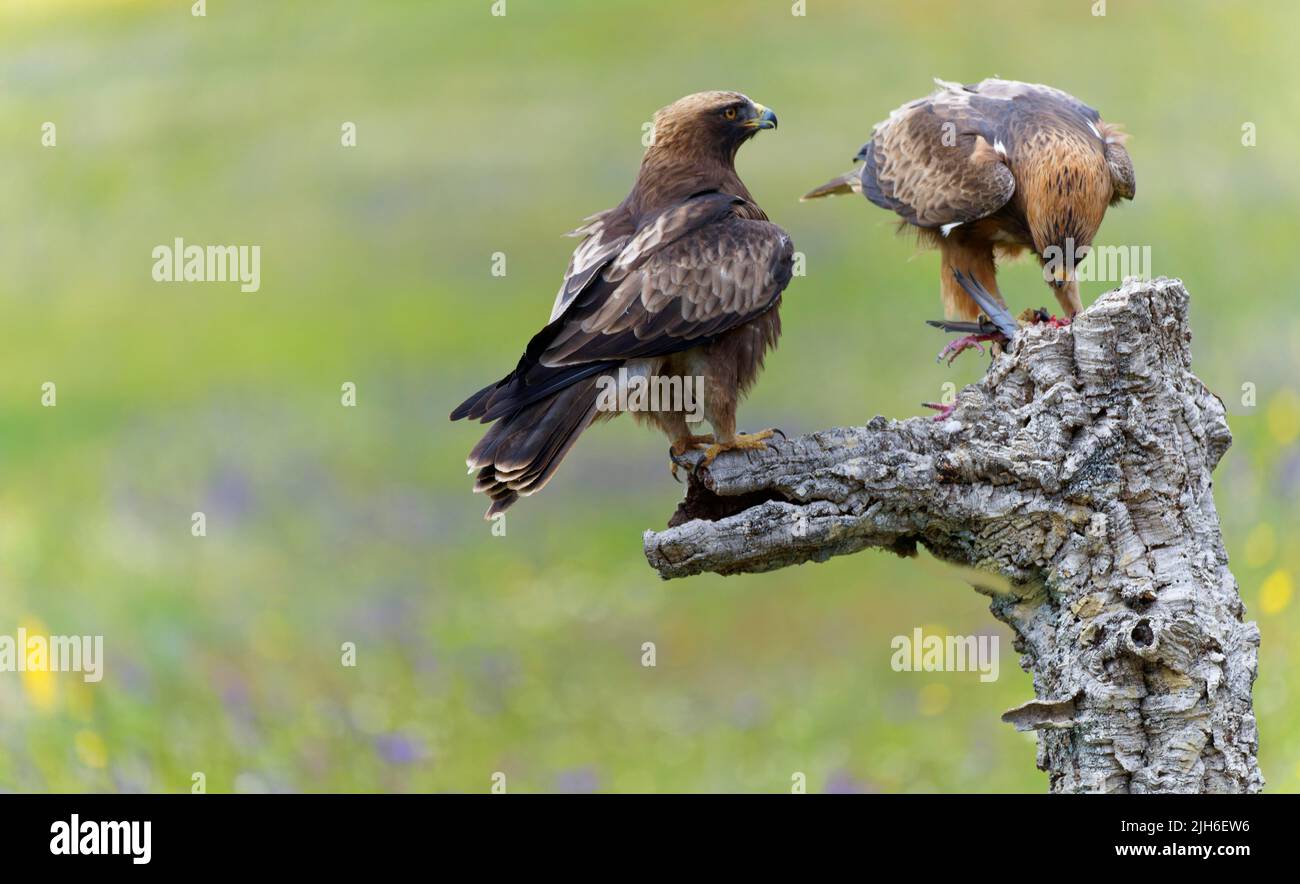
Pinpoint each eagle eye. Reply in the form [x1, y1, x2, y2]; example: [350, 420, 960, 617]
[723, 107, 738, 121]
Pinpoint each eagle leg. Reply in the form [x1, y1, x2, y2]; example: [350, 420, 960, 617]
[925, 269, 1017, 364]
[698, 429, 776, 470]
[951, 269, 1020, 339]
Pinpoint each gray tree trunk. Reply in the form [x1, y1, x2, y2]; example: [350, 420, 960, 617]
[643, 277, 1263, 794]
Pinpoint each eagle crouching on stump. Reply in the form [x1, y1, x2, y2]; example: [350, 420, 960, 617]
[452, 92, 792, 517]
[803, 78, 1135, 363]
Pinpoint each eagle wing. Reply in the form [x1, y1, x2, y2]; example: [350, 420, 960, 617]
[548, 208, 632, 323]
[453, 191, 793, 423]
[1099, 123, 1136, 203]
[857, 78, 1138, 229]
[959, 77, 1101, 121]
[857, 80, 1018, 229]
[1106, 142, 1136, 202]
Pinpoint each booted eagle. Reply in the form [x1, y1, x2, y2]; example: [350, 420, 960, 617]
[803, 78, 1134, 354]
[451, 92, 791, 517]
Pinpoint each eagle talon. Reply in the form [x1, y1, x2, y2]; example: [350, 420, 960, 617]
[698, 429, 776, 470]
[922, 401, 957, 421]
[670, 433, 715, 480]
[936, 332, 1002, 366]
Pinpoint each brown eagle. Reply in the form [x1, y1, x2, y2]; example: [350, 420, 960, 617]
[451, 92, 792, 517]
[803, 78, 1134, 357]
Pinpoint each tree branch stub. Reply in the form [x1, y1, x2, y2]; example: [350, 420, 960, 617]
[642, 277, 1263, 794]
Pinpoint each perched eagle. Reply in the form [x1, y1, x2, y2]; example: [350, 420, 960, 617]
[451, 92, 792, 517]
[803, 78, 1134, 352]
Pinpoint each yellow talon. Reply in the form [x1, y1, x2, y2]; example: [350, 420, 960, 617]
[670, 433, 716, 479]
[698, 429, 776, 469]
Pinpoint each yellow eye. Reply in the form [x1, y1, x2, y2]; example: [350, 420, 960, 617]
[724, 107, 737, 120]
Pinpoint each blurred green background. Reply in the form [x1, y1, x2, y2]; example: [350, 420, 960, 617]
[1, 0, 1296, 793]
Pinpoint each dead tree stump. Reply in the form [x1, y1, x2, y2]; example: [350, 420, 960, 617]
[643, 277, 1263, 794]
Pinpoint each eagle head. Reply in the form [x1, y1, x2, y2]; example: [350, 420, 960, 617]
[649, 91, 778, 159]
[632, 91, 778, 217]
[1029, 161, 1112, 289]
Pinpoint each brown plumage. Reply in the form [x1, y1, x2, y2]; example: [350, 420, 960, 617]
[803, 78, 1135, 321]
[451, 91, 792, 517]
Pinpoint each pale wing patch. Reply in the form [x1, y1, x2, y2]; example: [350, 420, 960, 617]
[550, 213, 628, 322]
[537, 217, 792, 367]
[870, 105, 1015, 227]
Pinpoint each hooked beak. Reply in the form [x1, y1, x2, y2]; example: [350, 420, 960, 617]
[1046, 261, 1071, 289]
[744, 103, 778, 130]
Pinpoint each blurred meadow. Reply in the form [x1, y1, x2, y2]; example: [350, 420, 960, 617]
[1, 0, 1297, 792]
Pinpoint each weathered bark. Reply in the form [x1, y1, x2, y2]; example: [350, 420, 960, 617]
[643, 277, 1263, 794]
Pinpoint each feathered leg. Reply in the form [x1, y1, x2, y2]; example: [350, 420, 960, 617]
[939, 237, 1006, 321]
[693, 349, 775, 471]
[921, 239, 1017, 420]
[931, 239, 1022, 365]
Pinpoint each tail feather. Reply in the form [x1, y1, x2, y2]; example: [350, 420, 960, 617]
[478, 474, 518, 518]
[450, 377, 503, 421]
[464, 375, 604, 518]
[451, 360, 613, 423]
[800, 169, 863, 201]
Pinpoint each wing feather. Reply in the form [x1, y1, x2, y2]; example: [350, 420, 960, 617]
[548, 209, 631, 322]
[856, 78, 1125, 230]
[859, 86, 1016, 229]
[455, 192, 793, 424]
[538, 201, 792, 366]
[1099, 122, 1136, 203]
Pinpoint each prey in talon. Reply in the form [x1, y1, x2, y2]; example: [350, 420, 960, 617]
[925, 269, 1019, 365]
[927, 312, 1005, 367]
[802, 77, 1135, 368]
